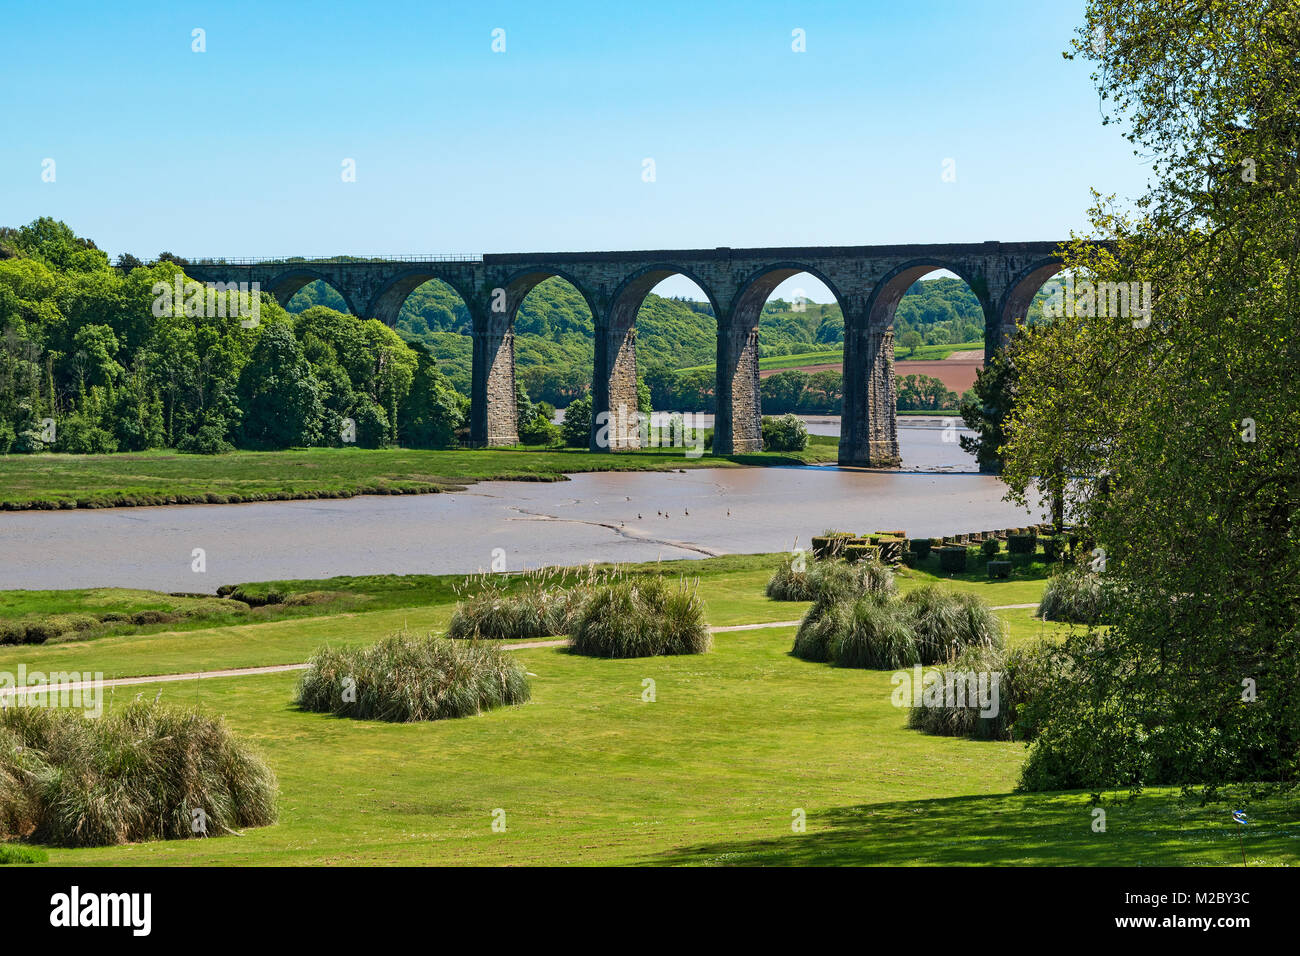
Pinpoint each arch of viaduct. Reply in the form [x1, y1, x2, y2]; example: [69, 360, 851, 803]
[185, 241, 1066, 466]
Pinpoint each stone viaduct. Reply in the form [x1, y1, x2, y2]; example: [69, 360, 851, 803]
[185, 242, 1066, 466]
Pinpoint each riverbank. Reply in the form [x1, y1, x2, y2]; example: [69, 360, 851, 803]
[0, 438, 838, 511]
[0, 464, 1039, 593]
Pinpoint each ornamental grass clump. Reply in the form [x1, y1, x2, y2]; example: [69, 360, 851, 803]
[793, 590, 917, 668]
[794, 584, 1002, 669]
[569, 576, 710, 658]
[446, 567, 599, 640]
[902, 585, 1004, 663]
[1038, 568, 1111, 625]
[0, 701, 277, 848]
[766, 554, 896, 603]
[296, 631, 530, 721]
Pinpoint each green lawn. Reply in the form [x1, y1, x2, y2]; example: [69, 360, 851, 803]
[0, 439, 838, 510]
[0, 552, 1064, 679]
[6, 552, 1294, 866]
[26, 630, 1298, 867]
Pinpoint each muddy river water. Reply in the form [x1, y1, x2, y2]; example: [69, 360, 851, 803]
[2, 417, 1042, 593]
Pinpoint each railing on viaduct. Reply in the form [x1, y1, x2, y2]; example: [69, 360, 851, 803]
[183, 242, 1067, 466]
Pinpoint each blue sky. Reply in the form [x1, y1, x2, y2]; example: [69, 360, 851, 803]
[1, 0, 1145, 301]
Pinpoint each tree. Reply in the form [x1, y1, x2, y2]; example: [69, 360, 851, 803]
[236, 323, 324, 449]
[1003, 1, 1300, 792]
[560, 392, 592, 448]
[958, 337, 1025, 472]
[398, 343, 464, 449]
[900, 330, 922, 355]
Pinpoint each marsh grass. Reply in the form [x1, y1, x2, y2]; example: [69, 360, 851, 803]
[296, 630, 531, 721]
[569, 577, 710, 658]
[0, 701, 277, 848]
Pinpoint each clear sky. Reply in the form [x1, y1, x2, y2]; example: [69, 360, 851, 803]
[1, 0, 1145, 301]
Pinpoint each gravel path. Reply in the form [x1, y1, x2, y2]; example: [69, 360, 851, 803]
[0, 607, 1039, 700]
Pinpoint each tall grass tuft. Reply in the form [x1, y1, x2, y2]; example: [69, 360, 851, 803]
[446, 566, 606, 640]
[793, 592, 917, 667]
[827, 596, 919, 669]
[906, 639, 1063, 741]
[766, 555, 896, 603]
[297, 631, 530, 721]
[0, 701, 277, 848]
[569, 577, 710, 658]
[1038, 569, 1111, 624]
[901, 585, 1004, 663]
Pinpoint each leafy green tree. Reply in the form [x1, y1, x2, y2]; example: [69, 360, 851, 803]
[397, 342, 464, 449]
[1003, 1, 1300, 792]
[958, 341, 1021, 472]
[236, 323, 324, 449]
[560, 392, 593, 448]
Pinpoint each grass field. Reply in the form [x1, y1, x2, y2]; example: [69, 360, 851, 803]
[21, 633, 1299, 867]
[6, 551, 1294, 866]
[0, 437, 839, 510]
[0, 552, 1059, 678]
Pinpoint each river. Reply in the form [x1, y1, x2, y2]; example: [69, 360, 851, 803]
[2, 418, 1041, 593]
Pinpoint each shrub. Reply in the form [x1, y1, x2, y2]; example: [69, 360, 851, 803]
[910, 539, 933, 560]
[987, 560, 1012, 579]
[446, 579, 588, 640]
[1007, 533, 1037, 555]
[518, 415, 560, 446]
[570, 577, 710, 657]
[1038, 568, 1111, 625]
[812, 531, 854, 559]
[178, 416, 234, 455]
[760, 413, 808, 452]
[844, 543, 880, 563]
[560, 393, 593, 448]
[0, 701, 277, 847]
[1042, 534, 1067, 562]
[296, 631, 530, 721]
[981, 538, 1001, 557]
[901, 585, 1003, 663]
[936, 546, 969, 573]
